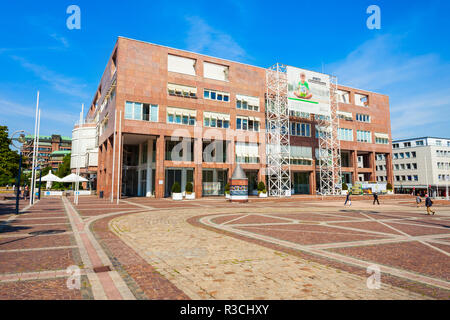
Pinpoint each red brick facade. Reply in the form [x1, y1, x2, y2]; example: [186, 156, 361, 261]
[89, 37, 393, 199]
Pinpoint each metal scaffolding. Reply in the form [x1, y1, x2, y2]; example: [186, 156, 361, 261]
[265, 63, 291, 197]
[317, 75, 342, 195]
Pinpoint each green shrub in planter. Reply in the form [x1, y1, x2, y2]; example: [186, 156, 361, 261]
[342, 183, 348, 191]
[171, 182, 181, 193]
[225, 183, 230, 194]
[185, 182, 193, 194]
[386, 183, 393, 191]
[257, 181, 266, 193]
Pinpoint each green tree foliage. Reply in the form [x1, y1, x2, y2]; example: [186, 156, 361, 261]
[185, 182, 193, 194]
[257, 181, 266, 192]
[0, 126, 20, 186]
[56, 154, 71, 178]
[171, 182, 181, 193]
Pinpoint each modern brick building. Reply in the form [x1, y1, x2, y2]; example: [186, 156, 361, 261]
[84, 37, 394, 199]
[22, 134, 72, 170]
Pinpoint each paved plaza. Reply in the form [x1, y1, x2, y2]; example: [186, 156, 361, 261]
[0, 195, 449, 299]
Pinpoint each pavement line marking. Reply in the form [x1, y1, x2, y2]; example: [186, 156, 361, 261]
[0, 245, 77, 253]
[358, 212, 450, 257]
[68, 199, 139, 300]
[120, 199, 155, 210]
[0, 269, 87, 282]
[200, 214, 450, 291]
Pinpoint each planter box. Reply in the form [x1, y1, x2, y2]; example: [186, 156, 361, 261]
[185, 192, 195, 200]
[341, 190, 349, 195]
[291, 189, 295, 195]
[172, 193, 183, 201]
[225, 193, 230, 199]
[259, 192, 268, 198]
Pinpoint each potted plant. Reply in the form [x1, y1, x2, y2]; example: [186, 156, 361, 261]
[225, 183, 230, 199]
[342, 183, 349, 195]
[171, 182, 182, 200]
[185, 182, 195, 200]
[386, 183, 393, 195]
[257, 181, 267, 198]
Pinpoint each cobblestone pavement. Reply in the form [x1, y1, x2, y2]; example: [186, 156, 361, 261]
[2, 195, 449, 300]
[111, 198, 447, 300]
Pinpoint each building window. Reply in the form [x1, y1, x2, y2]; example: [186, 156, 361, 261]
[203, 62, 229, 81]
[235, 142, 259, 164]
[125, 101, 158, 122]
[393, 143, 399, 149]
[289, 110, 310, 119]
[338, 128, 353, 141]
[236, 116, 260, 132]
[375, 137, 389, 144]
[168, 83, 197, 99]
[236, 94, 259, 111]
[354, 93, 369, 107]
[356, 113, 371, 123]
[291, 122, 311, 137]
[412, 151, 417, 158]
[204, 89, 229, 102]
[356, 130, 372, 143]
[166, 107, 196, 126]
[337, 90, 350, 104]
[203, 112, 230, 129]
[416, 140, 424, 146]
[168, 54, 196, 76]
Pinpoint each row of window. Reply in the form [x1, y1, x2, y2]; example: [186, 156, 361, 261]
[356, 130, 372, 143]
[125, 102, 159, 122]
[395, 175, 419, 182]
[394, 163, 418, 170]
[355, 113, 370, 123]
[290, 122, 311, 137]
[167, 113, 196, 126]
[203, 89, 230, 102]
[338, 128, 353, 141]
[437, 162, 450, 170]
[436, 150, 450, 157]
[393, 151, 417, 159]
[438, 174, 450, 181]
[236, 117, 260, 132]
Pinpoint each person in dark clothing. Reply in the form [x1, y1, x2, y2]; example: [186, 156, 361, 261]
[425, 194, 435, 215]
[373, 192, 380, 205]
[344, 191, 352, 206]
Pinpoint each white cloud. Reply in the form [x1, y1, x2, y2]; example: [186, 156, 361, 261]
[328, 34, 450, 139]
[49, 33, 69, 48]
[11, 56, 88, 99]
[185, 16, 247, 61]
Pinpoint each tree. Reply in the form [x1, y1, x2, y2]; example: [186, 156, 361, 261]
[0, 126, 20, 186]
[56, 154, 71, 178]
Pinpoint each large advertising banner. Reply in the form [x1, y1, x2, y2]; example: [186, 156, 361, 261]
[287, 66, 331, 116]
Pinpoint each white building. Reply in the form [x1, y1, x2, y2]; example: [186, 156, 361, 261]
[70, 124, 98, 187]
[377, 137, 450, 197]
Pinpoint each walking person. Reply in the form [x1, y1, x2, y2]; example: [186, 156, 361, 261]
[344, 191, 352, 206]
[425, 194, 436, 215]
[373, 192, 380, 205]
[23, 185, 29, 201]
[416, 194, 422, 207]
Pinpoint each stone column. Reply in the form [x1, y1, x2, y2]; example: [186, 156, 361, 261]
[155, 135, 165, 198]
[369, 152, 376, 181]
[309, 170, 316, 195]
[352, 150, 358, 184]
[146, 139, 153, 197]
[194, 138, 203, 196]
[385, 153, 394, 187]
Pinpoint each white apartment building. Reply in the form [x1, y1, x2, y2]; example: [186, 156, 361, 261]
[376, 137, 450, 197]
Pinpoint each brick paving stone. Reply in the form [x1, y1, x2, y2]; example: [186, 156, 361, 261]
[385, 222, 450, 236]
[111, 207, 424, 300]
[329, 241, 450, 281]
[0, 248, 81, 274]
[328, 221, 405, 235]
[0, 276, 91, 300]
[0, 234, 73, 250]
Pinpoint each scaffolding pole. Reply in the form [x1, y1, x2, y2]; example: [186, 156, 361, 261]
[265, 63, 291, 197]
[317, 75, 342, 195]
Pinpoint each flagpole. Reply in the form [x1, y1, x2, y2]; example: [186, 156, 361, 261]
[30, 91, 40, 205]
[33, 109, 41, 204]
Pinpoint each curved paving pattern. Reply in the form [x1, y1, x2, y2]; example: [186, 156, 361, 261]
[111, 203, 435, 300]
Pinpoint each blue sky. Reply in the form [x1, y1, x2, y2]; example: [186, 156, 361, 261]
[1, 0, 449, 139]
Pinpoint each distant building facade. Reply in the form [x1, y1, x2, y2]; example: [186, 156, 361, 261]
[22, 134, 72, 170]
[377, 137, 450, 196]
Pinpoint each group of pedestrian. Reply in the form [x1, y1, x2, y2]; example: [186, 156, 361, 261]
[416, 194, 436, 215]
[344, 191, 380, 206]
[344, 191, 436, 216]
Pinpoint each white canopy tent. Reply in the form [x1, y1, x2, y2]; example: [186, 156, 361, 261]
[61, 173, 88, 183]
[34, 171, 62, 189]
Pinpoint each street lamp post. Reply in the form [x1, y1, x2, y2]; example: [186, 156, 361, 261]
[11, 130, 30, 215]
